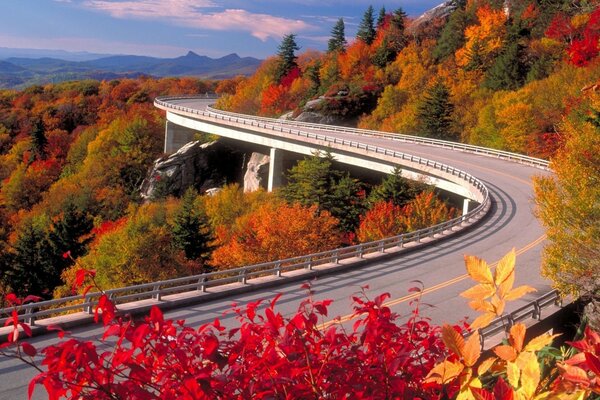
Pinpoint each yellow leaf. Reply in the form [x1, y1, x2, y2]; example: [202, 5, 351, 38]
[425, 360, 465, 384]
[468, 299, 495, 313]
[463, 333, 481, 367]
[461, 284, 496, 300]
[491, 295, 506, 315]
[497, 270, 515, 298]
[524, 333, 561, 352]
[494, 248, 516, 286]
[477, 357, 496, 376]
[510, 323, 527, 352]
[470, 312, 496, 330]
[494, 345, 518, 362]
[442, 324, 465, 358]
[464, 255, 494, 284]
[507, 361, 520, 388]
[504, 285, 537, 301]
[518, 352, 540, 399]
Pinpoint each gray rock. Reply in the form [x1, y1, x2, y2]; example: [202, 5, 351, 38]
[243, 152, 270, 192]
[140, 140, 243, 200]
[409, 1, 456, 33]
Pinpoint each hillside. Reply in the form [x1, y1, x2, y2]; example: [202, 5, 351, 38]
[218, 0, 600, 159]
[0, 51, 262, 89]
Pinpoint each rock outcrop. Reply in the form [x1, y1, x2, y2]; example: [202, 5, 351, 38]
[140, 140, 243, 200]
[408, 1, 457, 34]
[243, 152, 270, 192]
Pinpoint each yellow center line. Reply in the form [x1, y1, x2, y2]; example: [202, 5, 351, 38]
[317, 234, 547, 330]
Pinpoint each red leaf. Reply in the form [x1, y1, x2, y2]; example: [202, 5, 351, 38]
[270, 293, 283, 309]
[20, 322, 32, 337]
[204, 335, 219, 357]
[62, 250, 71, 259]
[585, 352, 600, 376]
[149, 306, 164, 324]
[6, 293, 20, 305]
[21, 342, 37, 357]
[22, 295, 42, 304]
[493, 377, 514, 400]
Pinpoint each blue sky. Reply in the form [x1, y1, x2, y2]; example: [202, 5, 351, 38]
[1, 0, 444, 59]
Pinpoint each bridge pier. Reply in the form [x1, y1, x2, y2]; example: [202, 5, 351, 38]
[268, 148, 283, 192]
[164, 121, 196, 153]
[462, 199, 470, 216]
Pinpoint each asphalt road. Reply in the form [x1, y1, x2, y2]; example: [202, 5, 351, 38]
[0, 99, 552, 399]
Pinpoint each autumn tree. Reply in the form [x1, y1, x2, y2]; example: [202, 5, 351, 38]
[276, 34, 300, 82]
[357, 200, 405, 242]
[328, 18, 347, 53]
[357, 5, 377, 45]
[417, 80, 456, 140]
[210, 202, 342, 268]
[533, 90, 600, 327]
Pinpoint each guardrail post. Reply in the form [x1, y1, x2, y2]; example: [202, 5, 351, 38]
[358, 246, 364, 259]
[416, 232, 420, 243]
[399, 237, 403, 248]
[85, 294, 93, 314]
[240, 270, 247, 285]
[333, 251, 339, 264]
[197, 277, 207, 292]
[153, 285, 161, 301]
[275, 263, 282, 277]
[25, 307, 35, 326]
[379, 241, 385, 253]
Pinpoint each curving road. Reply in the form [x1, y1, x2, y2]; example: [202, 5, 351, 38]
[0, 98, 553, 399]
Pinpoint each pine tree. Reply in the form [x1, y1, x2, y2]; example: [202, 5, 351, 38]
[417, 80, 456, 140]
[276, 34, 300, 82]
[369, 166, 426, 207]
[391, 8, 407, 31]
[484, 41, 528, 91]
[328, 18, 347, 53]
[30, 117, 47, 161]
[281, 152, 365, 233]
[357, 5, 376, 45]
[172, 188, 214, 264]
[377, 6, 387, 28]
[432, 8, 468, 62]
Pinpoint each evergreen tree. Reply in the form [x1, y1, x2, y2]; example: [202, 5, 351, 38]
[328, 18, 347, 53]
[281, 152, 365, 233]
[369, 166, 426, 207]
[377, 6, 387, 28]
[30, 117, 47, 161]
[5, 218, 56, 297]
[357, 5, 376, 45]
[432, 8, 468, 62]
[484, 41, 528, 91]
[172, 188, 214, 264]
[391, 8, 407, 31]
[276, 34, 300, 82]
[417, 80, 456, 140]
[464, 40, 485, 71]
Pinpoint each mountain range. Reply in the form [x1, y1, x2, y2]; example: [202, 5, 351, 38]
[0, 50, 262, 89]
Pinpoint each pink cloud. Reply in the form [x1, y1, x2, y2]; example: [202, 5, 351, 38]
[83, 0, 313, 41]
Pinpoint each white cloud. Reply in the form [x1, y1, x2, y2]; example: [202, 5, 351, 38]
[82, 0, 314, 41]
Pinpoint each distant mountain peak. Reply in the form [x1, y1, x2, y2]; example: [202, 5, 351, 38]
[185, 51, 200, 58]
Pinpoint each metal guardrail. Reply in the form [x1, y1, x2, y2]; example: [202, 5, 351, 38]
[200, 104, 550, 171]
[479, 289, 561, 348]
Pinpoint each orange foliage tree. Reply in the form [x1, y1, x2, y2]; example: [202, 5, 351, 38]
[211, 203, 342, 268]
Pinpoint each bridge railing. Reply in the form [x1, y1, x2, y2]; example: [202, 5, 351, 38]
[478, 289, 561, 349]
[201, 105, 550, 170]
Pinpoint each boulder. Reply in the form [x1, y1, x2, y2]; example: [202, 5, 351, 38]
[140, 140, 243, 200]
[243, 152, 270, 192]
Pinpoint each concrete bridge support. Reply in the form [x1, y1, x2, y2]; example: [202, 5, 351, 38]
[462, 199, 471, 216]
[164, 121, 196, 154]
[268, 147, 283, 192]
